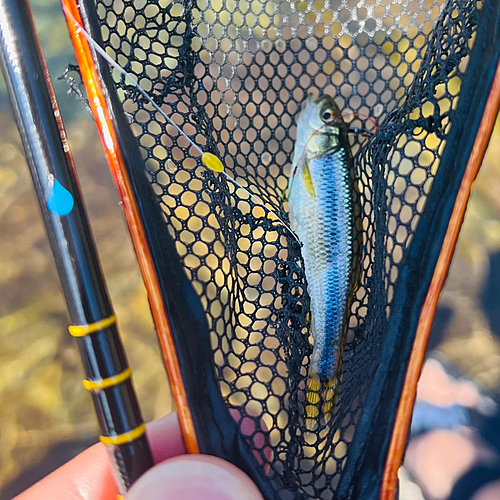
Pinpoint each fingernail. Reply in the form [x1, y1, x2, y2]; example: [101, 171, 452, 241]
[127, 455, 264, 500]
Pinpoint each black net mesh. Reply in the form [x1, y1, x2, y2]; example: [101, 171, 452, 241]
[80, 0, 498, 497]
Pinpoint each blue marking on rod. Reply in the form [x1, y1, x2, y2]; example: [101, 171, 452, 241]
[47, 177, 74, 216]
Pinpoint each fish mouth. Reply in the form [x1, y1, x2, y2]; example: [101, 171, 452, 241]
[318, 124, 341, 134]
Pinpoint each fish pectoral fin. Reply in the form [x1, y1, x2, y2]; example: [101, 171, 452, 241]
[302, 161, 316, 199]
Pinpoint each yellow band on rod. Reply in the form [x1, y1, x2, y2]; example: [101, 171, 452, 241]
[69, 314, 117, 337]
[117, 496, 125, 500]
[83, 368, 132, 391]
[100, 424, 146, 446]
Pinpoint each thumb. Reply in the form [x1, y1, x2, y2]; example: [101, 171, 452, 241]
[127, 455, 264, 500]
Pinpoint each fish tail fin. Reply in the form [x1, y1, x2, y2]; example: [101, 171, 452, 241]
[305, 375, 321, 420]
[305, 373, 339, 429]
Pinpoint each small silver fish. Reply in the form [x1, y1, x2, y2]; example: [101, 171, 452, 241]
[288, 95, 358, 408]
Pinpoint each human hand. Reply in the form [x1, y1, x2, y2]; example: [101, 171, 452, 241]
[13, 413, 264, 500]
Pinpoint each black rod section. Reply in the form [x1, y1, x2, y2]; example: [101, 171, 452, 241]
[0, 0, 153, 495]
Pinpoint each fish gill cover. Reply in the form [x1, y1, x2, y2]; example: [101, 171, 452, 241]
[80, 0, 498, 498]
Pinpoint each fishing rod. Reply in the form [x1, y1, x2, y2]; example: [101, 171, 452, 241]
[0, 0, 154, 496]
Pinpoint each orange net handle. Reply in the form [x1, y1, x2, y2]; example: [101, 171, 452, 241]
[61, 0, 200, 455]
[380, 57, 500, 500]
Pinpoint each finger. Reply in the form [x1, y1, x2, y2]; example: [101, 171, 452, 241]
[13, 413, 185, 500]
[12, 441, 117, 500]
[144, 412, 186, 463]
[127, 455, 264, 500]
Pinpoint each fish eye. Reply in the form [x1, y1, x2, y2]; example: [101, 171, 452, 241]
[321, 109, 334, 122]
